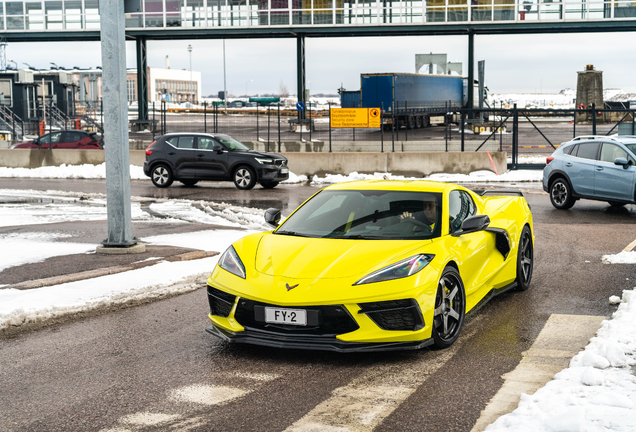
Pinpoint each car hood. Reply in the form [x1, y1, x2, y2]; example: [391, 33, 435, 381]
[254, 233, 431, 280]
[232, 150, 286, 160]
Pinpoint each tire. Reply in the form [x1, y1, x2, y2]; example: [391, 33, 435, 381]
[260, 181, 279, 189]
[233, 166, 257, 190]
[151, 164, 173, 188]
[422, 116, 430, 128]
[515, 226, 533, 292]
[608, 201, 626, 207]
[415, 116, 423, 129]
[549, 178, 575, 209]
[180, 180, 199, 187]
[406, 116, 415, 130]
[432, 266, 466, 349]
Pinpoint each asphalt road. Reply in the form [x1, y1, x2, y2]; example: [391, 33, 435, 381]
[1, 179, 635, 431]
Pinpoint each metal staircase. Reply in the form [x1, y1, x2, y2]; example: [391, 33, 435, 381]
[44, 102, 71, 130]
[76, 100, 104, 134]
[0, 105, 24, 140]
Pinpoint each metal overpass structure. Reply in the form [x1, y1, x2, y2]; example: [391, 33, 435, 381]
[2, 0, 636, 122]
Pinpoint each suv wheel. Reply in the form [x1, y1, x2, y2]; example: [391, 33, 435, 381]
[180, 180, 199, 187]
[608, 201, 626, 207]
[151, 164, 173, 188]
[260, 181, 279, 189]
[233, 166, 256, 190]
[549, 178, 575, 210]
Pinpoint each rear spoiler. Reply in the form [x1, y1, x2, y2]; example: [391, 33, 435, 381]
[476, 189, 524, 197]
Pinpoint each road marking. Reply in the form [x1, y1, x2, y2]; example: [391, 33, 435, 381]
[285, 320, 482, 432]
[170, 384, 249, 406]
[470, 314, 605, 432]
[622, 237, 636, 253]
[120, 412, 181, 426]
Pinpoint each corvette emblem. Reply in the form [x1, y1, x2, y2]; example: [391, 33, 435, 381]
[286, 283, 299, 291]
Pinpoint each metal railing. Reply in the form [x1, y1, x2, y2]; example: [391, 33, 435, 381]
[0, 105, 24, 140]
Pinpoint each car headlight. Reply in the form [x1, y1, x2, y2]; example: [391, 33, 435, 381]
[218, 246, 246, 279]
[255, 157, 274, 164]
[354, 254, 434, 285]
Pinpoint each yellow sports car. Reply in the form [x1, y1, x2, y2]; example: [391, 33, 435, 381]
[206, 180, 534, 352]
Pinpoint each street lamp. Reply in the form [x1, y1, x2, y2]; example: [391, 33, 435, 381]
[22, 62, 33, 69]
[50, 62, 58, 69]
[7, 59, 17, 70]
[187, 44, 193, 103]
[246, 79, 253, 98]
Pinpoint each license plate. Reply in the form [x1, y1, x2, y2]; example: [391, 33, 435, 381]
[264, 307, 306, 326]
[280, 168, 289, 174]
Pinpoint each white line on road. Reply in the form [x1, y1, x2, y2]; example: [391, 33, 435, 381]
[285, 319, 482, 432]
[623, 237, 636, 253]
[470, 314, 605, 432]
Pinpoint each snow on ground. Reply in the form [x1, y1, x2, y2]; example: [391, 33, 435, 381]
[0, 232, 95, 272]
[602, 251, 636, 264]
[0, 229, 254, 332]
[281, 171, 308, 184]
[0, 163, 147, 179]
[485, 289, 636, 432]
[310, 169, 542, 185]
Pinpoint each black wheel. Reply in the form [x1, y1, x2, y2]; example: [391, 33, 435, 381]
[180, 180, 199, 187]
[432, 267, 466, 349]
[260, 181, 279, 189]
[608, 201, 626, 207]
[415, 116, 423, 129]
[549, 178, 575, 210]
[407, 116, 415, 130]
[422, 116, 430, 128]
[233, 166, 257, 190]
[151, 164, 173, 188]
[515, 226, 533, 292]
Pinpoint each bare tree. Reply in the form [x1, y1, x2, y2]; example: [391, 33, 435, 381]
[279, 81, 289, 98]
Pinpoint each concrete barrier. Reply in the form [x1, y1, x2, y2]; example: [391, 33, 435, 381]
[0, 148, 505, 178]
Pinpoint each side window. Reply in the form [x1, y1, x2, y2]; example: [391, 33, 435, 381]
[177, 136, 194, 149]
[198, 137, 216, 150]
[49, 132, 62, 143]
[448, 190, 476, 233]
[63, 132, 82, 142]
[39, 134, 51, 144]
[575, 142, 600, 160]
[563, 145, 575, 155]
[166, 137, 179, 147]
[600, 143, 628, 163]
[569, 144, 579, 156]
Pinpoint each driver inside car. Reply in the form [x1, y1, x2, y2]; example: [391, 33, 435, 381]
[399, 198, 437, 232]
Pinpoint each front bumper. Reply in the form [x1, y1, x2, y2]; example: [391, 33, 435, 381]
[206, 324, 434, 353]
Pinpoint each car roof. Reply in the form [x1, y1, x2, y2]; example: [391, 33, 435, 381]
[565, 135, 636, 146]
[324, 179, 454, 193]
[162, 132, 229, 138]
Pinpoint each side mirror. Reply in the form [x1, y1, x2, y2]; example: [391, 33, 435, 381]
[453, 215, 490, 236]
[614, 157, 629, 169]
[264, 208, 281, 228]
[212, 144, 223, 153]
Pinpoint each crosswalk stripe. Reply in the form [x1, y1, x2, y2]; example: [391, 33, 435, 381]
[469, 314, 605, 432]
[285, 321, 481, 432]
[170, 384, 250, 406]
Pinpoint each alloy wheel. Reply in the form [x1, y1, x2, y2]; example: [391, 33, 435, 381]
[153, 167, 169, 185]
[551, 181, 568, 205]
[433, 272, 464, 343]
[519, 231, 533, 285]
[235, 169, 251, 188]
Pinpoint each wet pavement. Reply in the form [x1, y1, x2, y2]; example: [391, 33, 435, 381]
[0, 179, 635, 431]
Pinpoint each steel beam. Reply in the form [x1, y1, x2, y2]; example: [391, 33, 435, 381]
[136, 36, 149, 122]
[296, 34, 306, 120]
[100, 0, 135, 247]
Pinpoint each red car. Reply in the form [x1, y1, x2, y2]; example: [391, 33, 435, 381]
[10, 130, 103, 149]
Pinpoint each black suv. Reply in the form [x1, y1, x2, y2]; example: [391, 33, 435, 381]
[143, 133, 289, 190]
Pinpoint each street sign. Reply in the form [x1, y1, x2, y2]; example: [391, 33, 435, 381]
[331, 108, 381, 128]
[296, 102, 305, 111]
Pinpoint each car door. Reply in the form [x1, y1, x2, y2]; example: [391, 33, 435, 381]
[446, 190, 499, 300]
[60, 131, 83, 149]
[165, 136, 198, 178]
[195, 136, 229, 180]
[567, 141, 600, 196]
[36, 133, 52, 149]
[594, 143, 636, 201]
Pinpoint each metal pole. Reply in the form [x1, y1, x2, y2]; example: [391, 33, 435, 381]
[223, 39, 227, 110]
[499, 102, 502, 152]
[277, 104, 281, 152]
[100, 0, 134, 247]
[573, 109, 576, 138]
[592, 103, 597, 135]
[152, 102, 155, 140]
[299, 107, 303, 142]
[405, 100, 408, 142]
[513, 103, 519, 169]
[444, 101, 448, 152]
[329, 102, 332, 153]
[391, 101, 395, 152]
[256, 104, 259, 141]
[467, 30, 475, 120]
[309, 102, 312, 142]
[381, 102, 384, 153]
[461, 111, 465, 152]
[632, 110, 635, 135]
[267, 106, 271, 150]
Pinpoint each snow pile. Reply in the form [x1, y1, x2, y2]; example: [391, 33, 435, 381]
[0, 229, 253, 332]
[310, 170, 543, 185]
[281, 171, 308, 184]
[0, 163, 147, 180]
[602, 251, 636, 264]
[485, 290, 636, 432]
[0, 232, 94, 272]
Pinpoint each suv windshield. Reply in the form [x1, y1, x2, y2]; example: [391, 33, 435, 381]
[276, 190, 442, 240]
[216, 135, 250, 151]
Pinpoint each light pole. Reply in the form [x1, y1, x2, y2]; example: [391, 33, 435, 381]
[223, 39, 227, 110]
[246, 79, 252, 98]
[7, 59, 17, 70]
[187, 44, 193, 103]
[50, 62, 58, 69]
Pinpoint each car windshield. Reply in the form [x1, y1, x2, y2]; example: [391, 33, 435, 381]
[276, 190, 442, 240]
[216, 135, 250, 151]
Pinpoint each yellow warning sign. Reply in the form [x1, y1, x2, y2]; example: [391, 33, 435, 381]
[331, 108, 381, 128]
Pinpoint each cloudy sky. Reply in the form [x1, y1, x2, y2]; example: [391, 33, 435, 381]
[6, 32, 635, 97]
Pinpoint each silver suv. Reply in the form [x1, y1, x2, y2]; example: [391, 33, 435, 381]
[543, 135, 636, 209]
